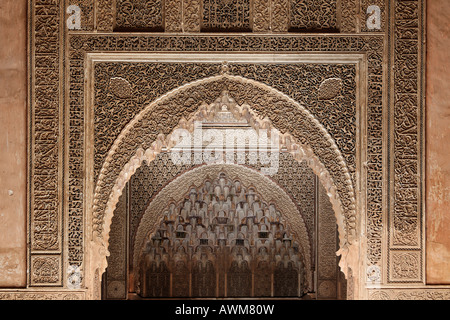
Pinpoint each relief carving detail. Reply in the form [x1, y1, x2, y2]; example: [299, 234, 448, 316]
[22, 0, 428, 299]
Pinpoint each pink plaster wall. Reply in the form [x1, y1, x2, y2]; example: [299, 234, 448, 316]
[0, 0, 28, 287]
[426, 0, 450, 284]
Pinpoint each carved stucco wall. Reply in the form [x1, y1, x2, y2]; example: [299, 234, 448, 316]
[49, 0, 414, 298]
[1, 0, 449, 300]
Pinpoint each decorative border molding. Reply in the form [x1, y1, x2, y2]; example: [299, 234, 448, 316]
[183, 0, 201, 32]
[369, 287, 450, 300]
[387, 0, 426, 284]
[0, 291, 86, 300]
[29, 0, 64, 288]
[93, 0, 359, 33]
[253, 0, 271, 32]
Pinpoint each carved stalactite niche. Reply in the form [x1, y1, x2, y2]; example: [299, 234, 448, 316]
[135, 172, 307, 298]
[93, 0, 363, 33]
[123, 151, 318, 285]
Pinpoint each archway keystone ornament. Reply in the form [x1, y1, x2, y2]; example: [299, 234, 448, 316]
[87, 74, 358, 299]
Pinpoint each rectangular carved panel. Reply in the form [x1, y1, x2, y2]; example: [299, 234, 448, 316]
[392, 0, 421, 248]
[30, 0, 63, 287]
[340, 0, 357, 32]
[30, 256, 61, 286]
[253, 0, 271, 32]
[201, 0, 252, 32]
[389, 251, 422, 283]
[32, 0, 61, 253]
[183, 0, 201, 32]
[388, 0, 424, 284]
[165, 0, 183, 32]
[96, 0, 115, 31]
[115, 0, 165, 31]
[289, 0, 338, 32]
[271, 0, 289, 32]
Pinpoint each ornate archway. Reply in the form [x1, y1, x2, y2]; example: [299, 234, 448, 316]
[87, 74, 358, 299]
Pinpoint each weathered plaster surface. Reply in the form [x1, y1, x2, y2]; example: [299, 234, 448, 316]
[0, 0, 27, 287]
[426, 0, 450, 284]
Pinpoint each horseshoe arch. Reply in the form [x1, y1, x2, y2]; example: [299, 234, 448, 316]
[86, 74, 360, 299]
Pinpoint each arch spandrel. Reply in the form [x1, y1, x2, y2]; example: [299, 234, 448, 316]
[89, 74, 357, 291]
